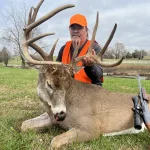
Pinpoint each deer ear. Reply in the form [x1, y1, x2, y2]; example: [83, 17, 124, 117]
[34, 65, 42, 70]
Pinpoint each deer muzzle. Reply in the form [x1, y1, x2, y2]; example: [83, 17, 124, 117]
[54, 111, 66, 121]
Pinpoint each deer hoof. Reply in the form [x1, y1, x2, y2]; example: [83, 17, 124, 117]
[50, 136, 63, 150]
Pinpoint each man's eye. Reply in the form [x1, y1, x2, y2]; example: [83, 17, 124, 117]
[71, 27, 75, 30]
[71, 27, 82, 30]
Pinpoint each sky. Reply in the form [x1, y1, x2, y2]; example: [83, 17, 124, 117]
[0, 0, 150, 55]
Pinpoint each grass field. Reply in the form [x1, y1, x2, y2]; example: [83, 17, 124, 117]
[0, 66, 150, 150]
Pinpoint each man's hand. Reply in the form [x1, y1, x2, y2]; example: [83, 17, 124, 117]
[82, 49, 96, 66]
[72, 37, 96, 66]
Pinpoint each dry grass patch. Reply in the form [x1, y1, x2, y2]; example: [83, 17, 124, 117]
[104, 63, 150, 76]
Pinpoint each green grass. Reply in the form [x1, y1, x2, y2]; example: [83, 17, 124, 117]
[103, 77, 150, 93]
[0, 66, 150, 150]
[6, 56, 22, 65]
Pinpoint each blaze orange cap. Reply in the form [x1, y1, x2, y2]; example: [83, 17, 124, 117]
[70, 14, 87, 27]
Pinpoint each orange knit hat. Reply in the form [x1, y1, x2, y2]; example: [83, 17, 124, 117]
[70, 14, 87, 27]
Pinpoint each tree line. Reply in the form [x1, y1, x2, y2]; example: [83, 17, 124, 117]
[103, 43, 148, 59]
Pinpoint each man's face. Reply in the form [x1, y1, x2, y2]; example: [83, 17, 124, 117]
[69, 24, 87, 45]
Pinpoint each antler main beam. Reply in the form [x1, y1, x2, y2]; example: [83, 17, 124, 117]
[22, 0, 75, 65]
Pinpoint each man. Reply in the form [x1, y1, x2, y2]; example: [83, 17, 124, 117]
[56, 14, 103, 86]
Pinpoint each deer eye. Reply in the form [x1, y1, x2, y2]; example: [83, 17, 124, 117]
[59, 73, 63, 78]
[47, 81, 53, 89]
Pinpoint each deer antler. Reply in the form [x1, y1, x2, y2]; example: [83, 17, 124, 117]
[22, 0, 75, 65]
[74, 12, 124, 67]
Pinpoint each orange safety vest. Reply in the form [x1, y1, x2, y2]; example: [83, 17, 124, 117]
[62, 40, 92, 83]
[62, 40, 104, 83]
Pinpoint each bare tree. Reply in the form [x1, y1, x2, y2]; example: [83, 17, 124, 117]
[0, 1, 39, 68]
[0, 2, 25, 67]
[103, 47, 115, 59]
[113, 43, 125, 59]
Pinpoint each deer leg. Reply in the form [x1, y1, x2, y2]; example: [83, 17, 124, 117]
[50, 127, 99, 149]
[21, 112, 52, 132]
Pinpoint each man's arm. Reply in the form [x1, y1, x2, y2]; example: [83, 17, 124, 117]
[84, 42, 103, 86]
[56, 45, 65, 62]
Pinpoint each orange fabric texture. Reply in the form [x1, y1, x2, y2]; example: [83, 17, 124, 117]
[70, 14, 87, 27]
[62, 41, 91, 83]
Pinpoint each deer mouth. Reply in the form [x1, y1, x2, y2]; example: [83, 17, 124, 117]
[54, 112, 66, 121]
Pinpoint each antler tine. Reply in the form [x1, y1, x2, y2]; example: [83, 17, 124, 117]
[27, 0, 44, 26]
[88, 12, 99, 54]
[26, 33, 55, 45]
[89, 23, 124, 67]
[90, 55, 124, 67]
[90, 23, 125, 67]
[25, 4, 75, 34]
[48, 38, 59, 61]
[70, 45, 80, 67]
[97, 24, 117, 57]
[31, 0, 44, 24]
[28, 7, 33, 25]
[27, 0, 48, 60]
[22, 0, 75, 65]
[30, 43, 49, 59]
[23, 32, 61, 65]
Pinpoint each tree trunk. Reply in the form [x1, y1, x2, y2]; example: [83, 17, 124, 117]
[20, 55, 25, 68]
[18, 44, 26, 69]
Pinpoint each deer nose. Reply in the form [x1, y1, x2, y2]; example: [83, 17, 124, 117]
[54, 111, 66, 121]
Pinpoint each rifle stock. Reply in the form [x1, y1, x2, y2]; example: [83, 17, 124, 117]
[141, 87, 149, 101]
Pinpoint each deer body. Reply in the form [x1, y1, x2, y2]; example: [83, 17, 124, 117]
[21, 65, 148, 149]
[58, 79, 134, 133]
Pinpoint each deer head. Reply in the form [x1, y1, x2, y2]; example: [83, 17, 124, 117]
[22, 0, 124, 121]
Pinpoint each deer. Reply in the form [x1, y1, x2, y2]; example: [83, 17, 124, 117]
[21, 0, 150, 149]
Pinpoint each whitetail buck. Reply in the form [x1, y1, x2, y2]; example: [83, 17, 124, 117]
[21, 0, 149, 149]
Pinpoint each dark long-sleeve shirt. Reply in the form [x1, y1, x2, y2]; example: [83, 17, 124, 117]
[56, 40, 103, 86]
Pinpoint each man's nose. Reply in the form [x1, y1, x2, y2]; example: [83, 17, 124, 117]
[73, 30, 80, 34]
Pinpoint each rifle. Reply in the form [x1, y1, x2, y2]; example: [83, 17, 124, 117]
[132, 96, 142, 129]
[137, 75, 149, 105]
[132, 75, 149, 130]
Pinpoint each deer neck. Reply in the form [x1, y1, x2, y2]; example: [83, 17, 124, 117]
[65, 78, 94, 103]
